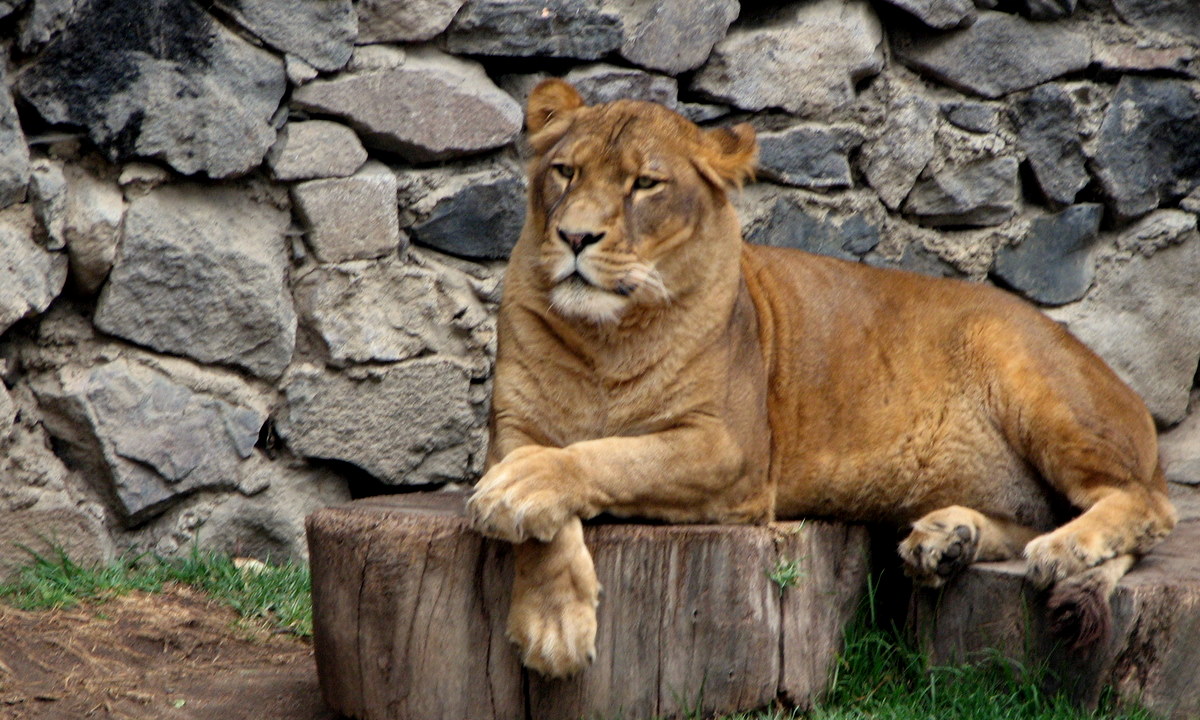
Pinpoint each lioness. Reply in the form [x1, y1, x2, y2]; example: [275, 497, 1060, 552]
[468, 79, 1177, 679]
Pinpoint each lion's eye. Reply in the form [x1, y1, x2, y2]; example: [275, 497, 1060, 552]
[552, 163, 575, 180]
[633, 176, 663, 191]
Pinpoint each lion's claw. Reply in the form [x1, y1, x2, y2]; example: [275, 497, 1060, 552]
[469, 447, 580, 543]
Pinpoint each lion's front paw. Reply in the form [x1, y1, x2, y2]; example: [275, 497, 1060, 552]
[899, 511, 980, 588]
[468, 446, 582, 543]
[1024, 528, 1111, 588]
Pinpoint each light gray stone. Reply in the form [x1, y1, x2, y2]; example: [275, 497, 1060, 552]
[294, 259, 496, 369]
[277, 359, 481, 486]
[292, 162, 403, 263]
[757, 124, 864, 190]
[608, 0, 739, 75]
[285, 55, 319, 86]
[267, 120, 368, 182]
[0, 0, 24, 21]
[30, 358, 269, 523]
[60, 164, 125, 295]
[992, 204, 1102, 306]
[1047, 217, 1200, 426]
[445, 0, 623, 59]
[1112, 0, 1200, 44]
[1160, 402, 1200, 485]
[198, 456, 351, 562]
[29, 158, 68, 250]
[0, 209, 68, 337]
[16, 0, 78, 52]
[564, 64, 679, 108]
[94, 184, 296, 379]
[357, 0, 467, 43]
[1092, 77, 1200, 222]
[0, 384, 14, 432]
[895, 11, 1091, 98]
[0, 73, 30, 211]
[903, 156, 1019, 227]
[16, 0, 286, 178]
[862, 95, 938, 210]
[212, 0, 355, 71]
[878, 0, 975, 29]
[691, 0, 883, 116]
[292, 48, 522, 162]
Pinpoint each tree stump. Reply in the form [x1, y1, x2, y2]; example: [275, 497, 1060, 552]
[306, 491, 870, 720]
[911, 485, 1200, 719]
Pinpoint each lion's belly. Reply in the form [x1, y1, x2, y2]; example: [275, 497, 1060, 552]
[771, 398, 1059, 529]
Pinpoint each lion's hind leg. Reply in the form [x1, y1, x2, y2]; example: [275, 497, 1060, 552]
[507, 516, 600, 679]
[899, 505, 1039, 587]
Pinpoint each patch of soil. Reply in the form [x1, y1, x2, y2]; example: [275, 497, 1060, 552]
[0, 585, 340, 720]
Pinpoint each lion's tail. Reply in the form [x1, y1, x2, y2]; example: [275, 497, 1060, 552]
[1047, 553, 1135, 649]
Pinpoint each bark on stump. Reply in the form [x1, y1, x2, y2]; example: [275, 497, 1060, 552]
[911, 485, 1200, 719]
[306, 492, 870, 720]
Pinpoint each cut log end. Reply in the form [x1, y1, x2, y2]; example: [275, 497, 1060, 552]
[306, 492, 870, 720]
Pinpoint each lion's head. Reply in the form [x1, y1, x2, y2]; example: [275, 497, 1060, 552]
[517, 80, 758, 324]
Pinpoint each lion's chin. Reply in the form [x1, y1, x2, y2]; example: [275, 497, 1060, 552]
[549, 278, 629, 325]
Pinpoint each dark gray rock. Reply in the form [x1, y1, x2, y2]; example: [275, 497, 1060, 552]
[292, 162, 403, 263]
[757, 125, 864, 190]
[292, 48, 522, 162]
[445, 0, 623, 59]
[564, 64, 679, 108]
[30, 358, 268, 523]
[16, 0, 286, 178]
[865, 243, 962, 278]
[0, 75, 29, 212]
[16, 0, 78, 52]
[1092, 77, 1200, 222]
[0, 210, 68, 337]
[212, 0, 355, 72]
[1010, 84, 1088, 206]
[0, 0, 23, 20]
[895, 11, 1091, 99]
[745, 197, 879, 261]
[903, 157, 1019, 227]
[691, 0, 883, 116]
[1047, 214, 1200, 426]
[411, 172, 525, 260]
[992, 204, 1101, 306]
[277, 359, 480, 486]
[94, 184, 296, 380]
[877, 0, 975, 29]
[1018, 0, 1076, 20]
[356, 0, 466, 43]
[862, 95, 938, 210]
[941, 101, 998, 134]
[610, 0, 739, 75]
[678, 102, 730, 124]
[1112, 0, 1200, 44]
[1159, 405, 1200, 485]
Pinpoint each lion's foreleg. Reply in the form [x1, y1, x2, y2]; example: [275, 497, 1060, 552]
[899, 505, 1040, 587]
[506, 516, 600, 679]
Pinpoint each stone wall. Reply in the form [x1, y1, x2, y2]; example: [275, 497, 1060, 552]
[0, 0, 1198, 570]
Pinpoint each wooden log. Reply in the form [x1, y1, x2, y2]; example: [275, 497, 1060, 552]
[307, 491, 870, 720]
[911, 485, 1200, 719]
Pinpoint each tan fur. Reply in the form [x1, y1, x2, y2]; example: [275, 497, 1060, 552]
[468, 80, 1177, 678]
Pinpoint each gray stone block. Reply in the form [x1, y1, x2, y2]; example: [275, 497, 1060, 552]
[862, 95, 938, 210]
[903, 156, 1019, 227]
[877, 0, 975, 29]
[0, 210, 67, 337]
[895, 11, 1091, 98]
[445, 0, 623, 59]
[1112, 0, 1200, 44]
[16, 0, 286, 178]
[267, 120, 368, 182]
[992, 204, 1102, 306]
[612, 0, 739, 75]
[1010, 84, 1089, 206]
[292, 162, 403, 263]
[357, 0, 467, 43]
[745, 197, 879, 262]
[212, 0, 355, 72]
[94, 184, 296, 380]
[940, 101, 998, 134]
[564, 64, 679, 108]
[0, 74, 30, 211]
[293, 48, 522, 162]
[757, 125, 864, 190]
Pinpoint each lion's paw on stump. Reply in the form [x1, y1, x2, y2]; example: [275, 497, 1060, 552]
[306, 491, 869, 720]
[911, 485, 1200, 720]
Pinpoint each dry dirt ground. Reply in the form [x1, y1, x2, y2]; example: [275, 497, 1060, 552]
[0, 587, 339, 720]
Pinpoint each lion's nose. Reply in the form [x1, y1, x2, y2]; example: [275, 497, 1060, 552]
[558, 228, 605, 255]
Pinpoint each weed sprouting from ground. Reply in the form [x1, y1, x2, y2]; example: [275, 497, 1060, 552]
[0, 546, 312, 636]
[768, 557, 806, 594]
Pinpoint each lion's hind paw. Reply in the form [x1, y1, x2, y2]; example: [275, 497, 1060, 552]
[899, 514, 979, 588]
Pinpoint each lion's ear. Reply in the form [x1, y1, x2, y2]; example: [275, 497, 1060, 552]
[698, 123, 758, 189]
[527, 79, 585, 135]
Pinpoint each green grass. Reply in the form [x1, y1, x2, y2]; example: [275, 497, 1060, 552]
[768, 557, 807, 594]
[0, 546, 313, 636]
